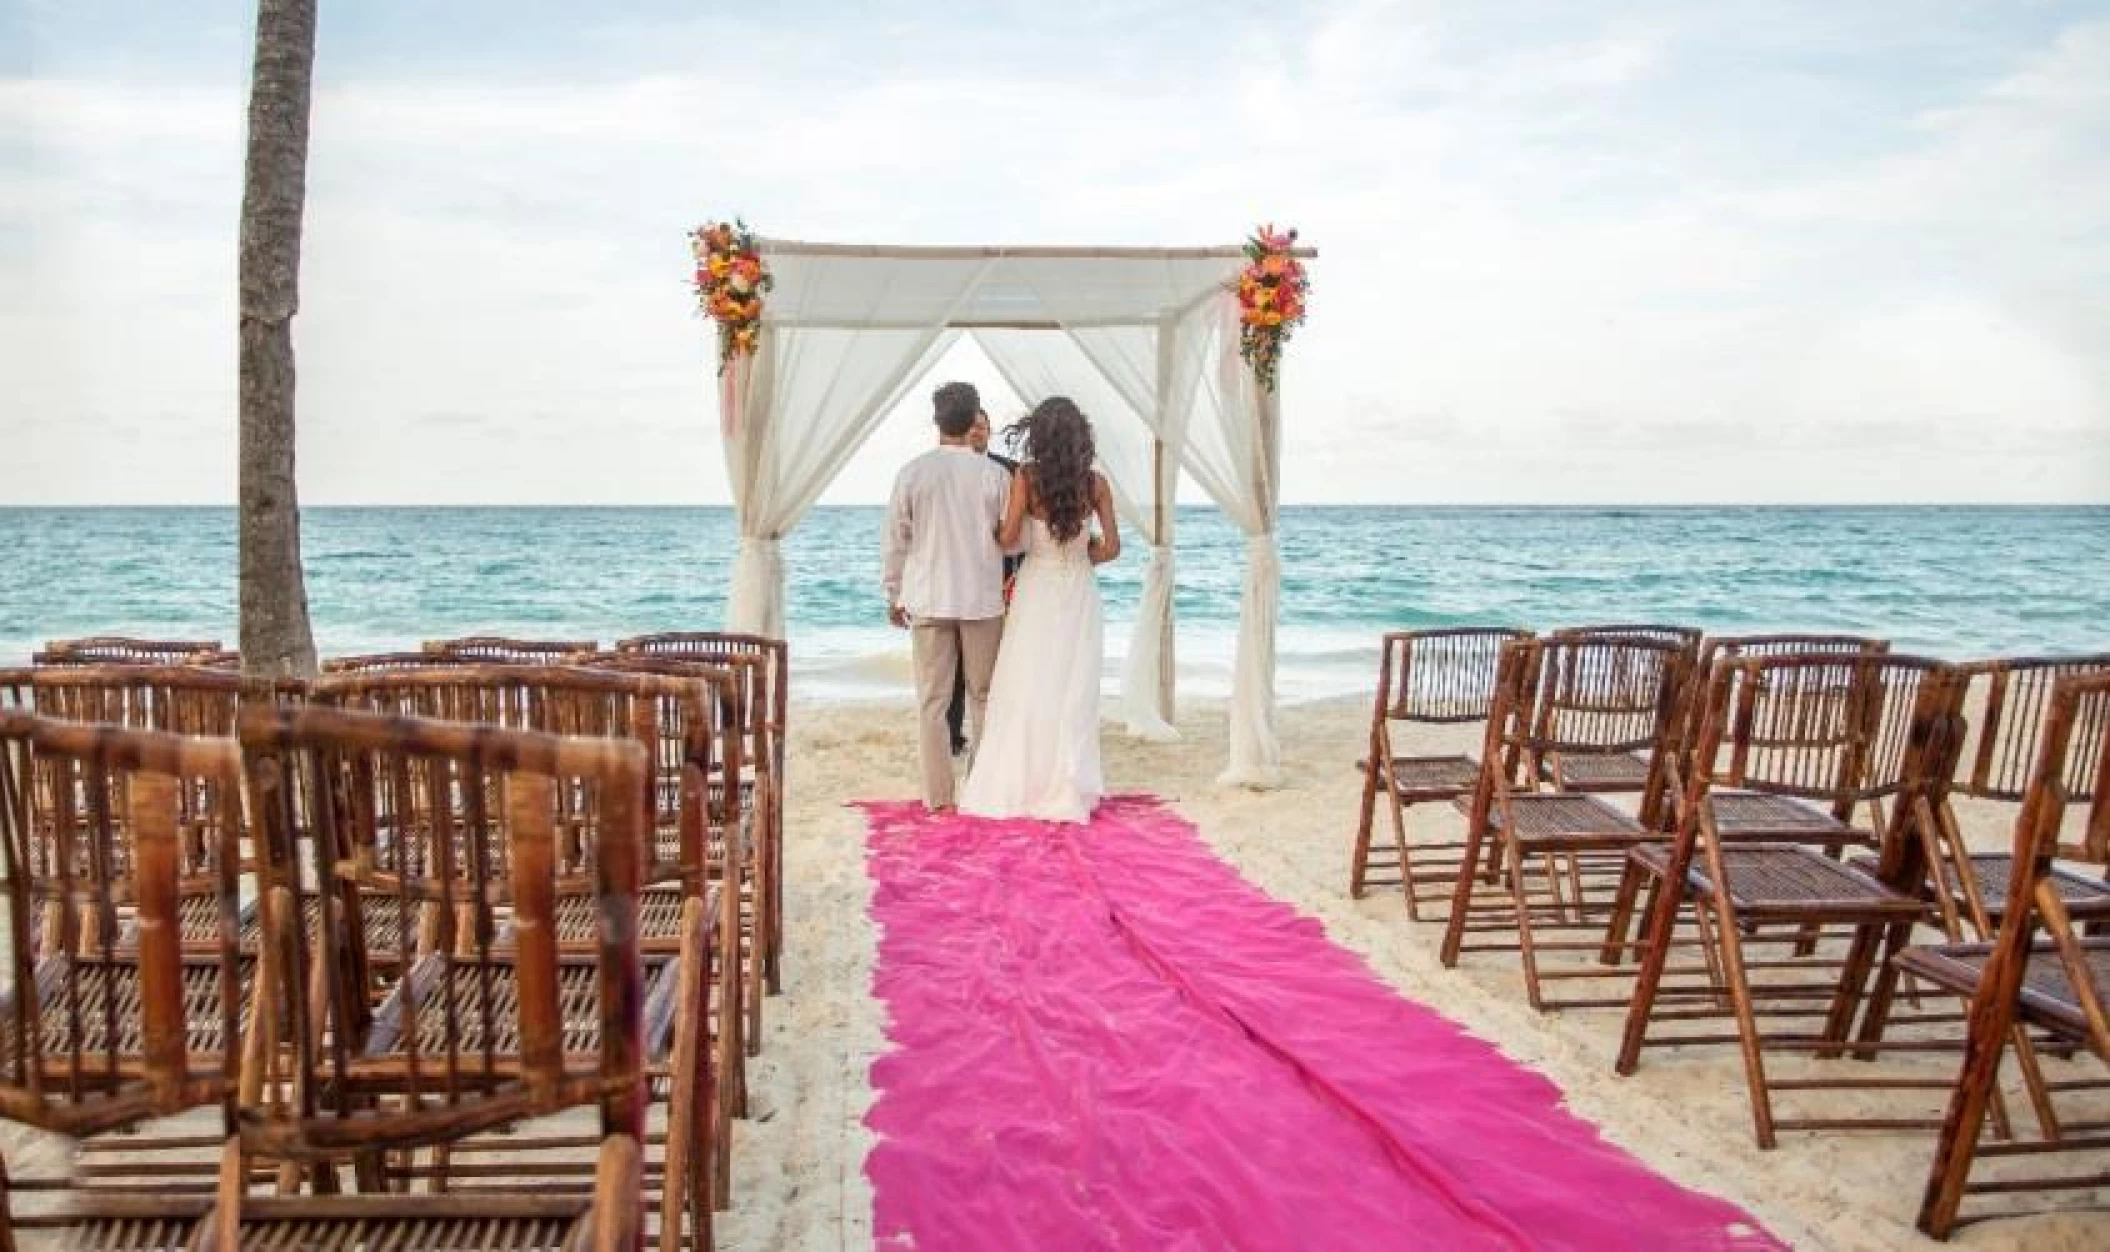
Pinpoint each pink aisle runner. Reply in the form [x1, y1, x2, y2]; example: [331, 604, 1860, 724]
[862, 796, 1782, 1252]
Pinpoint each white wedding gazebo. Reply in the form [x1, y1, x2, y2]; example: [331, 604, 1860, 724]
[701, 235, 1313, 788]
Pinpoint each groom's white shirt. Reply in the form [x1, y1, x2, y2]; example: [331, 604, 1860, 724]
[882, 446, 1011, 621]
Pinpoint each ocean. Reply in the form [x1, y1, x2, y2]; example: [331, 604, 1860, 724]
[4, 506, 2105, 701]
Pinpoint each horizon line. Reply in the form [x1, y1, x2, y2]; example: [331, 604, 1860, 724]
[4, 501, 2105, 511]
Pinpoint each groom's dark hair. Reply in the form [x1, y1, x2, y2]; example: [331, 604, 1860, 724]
[932, 381, 980, 437]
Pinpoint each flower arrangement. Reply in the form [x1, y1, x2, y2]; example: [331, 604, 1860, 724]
[1234, 224, 1308, 392]
[689, 220, 773, 371]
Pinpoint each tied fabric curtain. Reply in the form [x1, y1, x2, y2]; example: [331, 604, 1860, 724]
[720, 252, 990, 635]
[1174, 296, 1282, 787]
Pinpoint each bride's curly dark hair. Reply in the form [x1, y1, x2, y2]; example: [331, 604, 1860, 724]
[1003, 396, 1097, 543]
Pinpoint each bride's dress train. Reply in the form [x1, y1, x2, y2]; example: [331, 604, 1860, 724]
[960, 517, 1103, 823]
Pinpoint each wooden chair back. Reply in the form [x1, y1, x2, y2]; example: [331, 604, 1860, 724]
[1679, 635, 1890, 782]
[575, 655, 753, 848]
[34, 637, 224, 667]
[1499, 635, 1688, 824]
[1954, 655, 2110, 817]
[311, 666, 715, 890]
[1552, 622, 1703, 650]
[616, 633, 786, 772]
[0, 712, 242, 1138]
[30, 666, 244, 736]
[1373, 628, 1530, 726]
[20, 668, 248, 948]
[234, 703, 650, 1160]
[1706, 653, 1957, 807]
[321, 651, 467, 675]
[423, 636, 599, 664]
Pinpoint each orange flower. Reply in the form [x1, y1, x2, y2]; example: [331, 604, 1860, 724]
[1261, 253, 1288, 277]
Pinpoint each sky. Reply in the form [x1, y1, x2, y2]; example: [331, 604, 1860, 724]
[3, 0, 2107, 506]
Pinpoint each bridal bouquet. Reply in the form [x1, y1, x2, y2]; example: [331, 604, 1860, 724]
[1235, 225, 1308, 392]
[690, 220, 774, 371]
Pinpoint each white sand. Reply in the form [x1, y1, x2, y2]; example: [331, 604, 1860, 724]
[715, 694, 2110, 1251]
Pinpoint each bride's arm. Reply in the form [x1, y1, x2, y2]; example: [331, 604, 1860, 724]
[998, 469, 1030, 549]
[1087, 474, 1121, 565]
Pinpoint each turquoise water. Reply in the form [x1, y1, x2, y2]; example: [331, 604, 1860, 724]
[3, 506, 2105, 699]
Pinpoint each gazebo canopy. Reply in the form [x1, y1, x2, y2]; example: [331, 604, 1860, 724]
[760, 243, 1248, 327]
[711, 236, 1311, 787]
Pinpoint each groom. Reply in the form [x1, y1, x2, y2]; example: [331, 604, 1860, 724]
[882, 381, 1012, 814]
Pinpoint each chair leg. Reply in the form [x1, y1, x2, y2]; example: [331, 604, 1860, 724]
[1438, 808, 1493, 968]
[0, 1150, 14, 1252]
[2009, 1025, 2062, 1139]
[1616, 860, 1682, 1075]
[1349, 763, 1380, 899]
[1821, 920, 1893, 1058]
[1709, 899, 1779, 1148]
[767, 806, 785, 996]
[1598, 859, 1644, 966]
[1917, 967, 2027, 1236]
[1511, 840, 1549, 1011]
[1389, 797, 1422, 920]
[662, 907, 694, 1248]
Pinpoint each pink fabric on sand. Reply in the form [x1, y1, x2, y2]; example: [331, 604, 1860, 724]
[862, 796, 1783, 1252]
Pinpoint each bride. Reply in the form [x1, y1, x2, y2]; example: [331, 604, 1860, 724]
[960, 396, 1121, 823]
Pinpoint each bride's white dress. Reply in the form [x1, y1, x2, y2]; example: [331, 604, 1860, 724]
[959, 516, 1104, 823]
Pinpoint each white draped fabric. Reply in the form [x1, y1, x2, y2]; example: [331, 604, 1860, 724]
[714, 241, 1300, 785]
[720, 254, 990, 635]
[1161, 298, 1283, 786]
[972, 323, 1188, 741]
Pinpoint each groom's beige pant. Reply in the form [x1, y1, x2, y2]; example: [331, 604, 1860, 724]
[912, 617, 1003, 809]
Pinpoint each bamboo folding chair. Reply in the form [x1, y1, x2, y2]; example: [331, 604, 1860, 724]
[0, 712, 245, 1241]
[1900, 670, 2110, 1237]
[1349, 627, 1529, 918]
[1593, 635, 1897, 961]
[1874, 655, 2110, 1145]
[34, 638, 225, 668]
[309, 667, 743, 1214]
[1436, 635, 1688, 1010]
[580, 653, 769, 1060]
[206, 703, 690, 1250]
[423, 636, 600, 664]
[1614, 653, 1970, 1147]
[617, 633, 788, 996]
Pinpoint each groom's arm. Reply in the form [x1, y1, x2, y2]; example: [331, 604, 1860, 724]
[881, 472, 913, 625]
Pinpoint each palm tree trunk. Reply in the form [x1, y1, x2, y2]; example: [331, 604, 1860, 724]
[237, 0, 320, 679]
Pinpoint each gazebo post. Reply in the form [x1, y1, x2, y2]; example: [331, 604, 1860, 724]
[1153, 437, 1175, 725]
[1153, 308, 1179, 728]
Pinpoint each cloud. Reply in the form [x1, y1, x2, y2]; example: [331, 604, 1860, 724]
[1, 2, 2105, 504]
